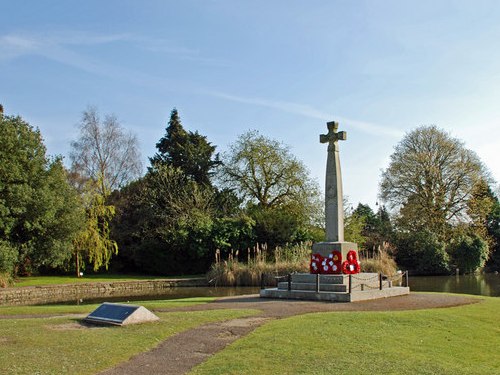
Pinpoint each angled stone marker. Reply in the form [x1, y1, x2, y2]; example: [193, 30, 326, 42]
[312, 121, 358, 270]
[84, 302, 159, 326]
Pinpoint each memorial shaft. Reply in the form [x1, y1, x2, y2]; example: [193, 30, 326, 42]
[320, 121, 346, 242]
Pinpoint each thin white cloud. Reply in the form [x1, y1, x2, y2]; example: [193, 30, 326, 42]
[0, 31, 182, 88]
[0, 31, 229, 67]
[204, 90, 404, 138]
[0, 31, 130, 59]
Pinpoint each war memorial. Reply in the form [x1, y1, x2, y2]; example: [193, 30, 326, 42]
[261, 121, 410, 302]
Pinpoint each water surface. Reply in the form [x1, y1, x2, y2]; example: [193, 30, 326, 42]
[409, 274, 500, 297]
[47, 274, 500, 305]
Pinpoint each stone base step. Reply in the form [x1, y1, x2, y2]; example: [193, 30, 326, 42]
[260, 287, 410, 302]
[290, 274, 346, 284]
[260, 288, 351, 302]
[277, 282, 347, 292]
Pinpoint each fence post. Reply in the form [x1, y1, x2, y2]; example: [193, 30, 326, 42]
[405, 271, 409, 287]
[260, 273, 265, 290]
[316, 274, 320, 293]
[348, 274, 352, 294]
[379, 273, 383, 290]
[287, 274, 292, 291]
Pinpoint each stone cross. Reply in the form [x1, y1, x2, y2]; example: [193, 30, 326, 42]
[320, 121, 347, 242]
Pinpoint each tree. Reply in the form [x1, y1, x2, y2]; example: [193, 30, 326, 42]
[72, 177, 118, 276]
[150, 108, 220, 186]
[221, 130, 318, 208]
[380, 126, 488, 240]
[70, 106, 142, 194]
[467, 179, 496, 242]
[344, 211, 367, 247]
[220, 130, 322, 247]
[111, 164, 217, 275]
[485, 191, 500, 271]
[394, 230, 450, 274]
[352, 203, 394, 253]
[450, 234, 489, 274]
[0, 114, 83, 276]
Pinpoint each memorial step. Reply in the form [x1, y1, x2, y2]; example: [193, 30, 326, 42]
[260, 286, 411, 302]
[290, 273, 346, 284]
[277, 282, 347, 292]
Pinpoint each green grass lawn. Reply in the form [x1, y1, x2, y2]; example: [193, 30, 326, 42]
[0, 298, 258, 375]
[0, 297, 215, 316]
[12, 274, 203, 287]
[2, 294, 499, 375]
[192, 296, 500, 375]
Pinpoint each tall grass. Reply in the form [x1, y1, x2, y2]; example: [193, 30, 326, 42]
[359, 247, 398, 275]
[207, 243, 310, 287]
[207, 242, 400, 287]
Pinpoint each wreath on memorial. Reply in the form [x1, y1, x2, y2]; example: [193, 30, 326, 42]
[341, 250, 361, 274]
[310, 251, 342, 274]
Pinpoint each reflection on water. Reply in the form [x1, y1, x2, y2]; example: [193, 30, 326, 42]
[409, 274, 500, 297]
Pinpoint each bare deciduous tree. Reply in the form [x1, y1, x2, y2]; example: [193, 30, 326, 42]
[70, 107, 142, 194]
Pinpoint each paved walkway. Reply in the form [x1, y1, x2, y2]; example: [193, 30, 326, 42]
[100, 293, 480, 375]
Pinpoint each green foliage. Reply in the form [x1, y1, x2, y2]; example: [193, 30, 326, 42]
[486, 191, 500, 271]
[111, 164, 216, 275]
[379, 126, 496, 274]
[0, 240, 17, 285]
[151, 108, 220, 185]
[344, 211, 367, 246]
[395, 230, 450, 274]
[220, 131, 322, 249]
[211, 216, 256, 254]
[221, 130, 319, 208]
[73, 177, 118, 273]
[250, 206, 298, 247]
[0, 240, 18, 274]
[0, 115, 83, 275]
[352, 203, 394, 252]
[450, 234, 489, 274]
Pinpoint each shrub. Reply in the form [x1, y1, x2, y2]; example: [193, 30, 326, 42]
[395, 230, 450, 274]
[450, 234, 489, 274]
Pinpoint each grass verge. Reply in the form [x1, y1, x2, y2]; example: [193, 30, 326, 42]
[0, 297, 215, 316]
[0, 300, 258, 375]
[192, 295, 500, 375]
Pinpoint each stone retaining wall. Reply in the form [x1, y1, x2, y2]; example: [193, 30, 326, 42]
[0, 278, 208, 306]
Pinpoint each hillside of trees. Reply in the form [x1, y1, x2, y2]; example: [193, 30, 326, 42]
[1, 105, 499, 285]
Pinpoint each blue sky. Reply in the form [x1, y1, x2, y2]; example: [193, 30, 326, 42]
[1, 1, 500, 209]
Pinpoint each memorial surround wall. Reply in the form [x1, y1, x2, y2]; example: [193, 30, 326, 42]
[0, 278, 208, 306]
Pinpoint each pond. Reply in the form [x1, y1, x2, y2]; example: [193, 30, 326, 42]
[59, 286, 262, 305]
[408, 273, 500, 297]
[49, 273, 500, 305]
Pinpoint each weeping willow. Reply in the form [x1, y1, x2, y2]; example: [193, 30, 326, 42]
[73, 177, 118, 276]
